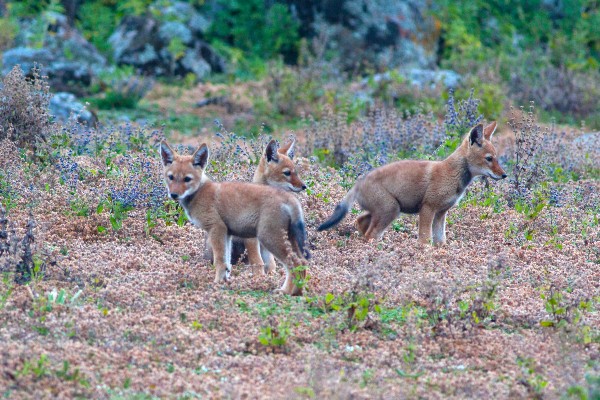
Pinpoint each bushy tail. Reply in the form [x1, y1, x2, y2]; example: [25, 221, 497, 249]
[317, 186, 358, 231]
[289, 219, 310, 259]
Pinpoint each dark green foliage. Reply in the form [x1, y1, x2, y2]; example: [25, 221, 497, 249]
[88, 67, 154, 110]
[435, 0, 600, 127]
[435, 0, 600, 71]
[76, 0, 119, 55]
[9, 0, 54, 17]
[208, 0, 300, 64]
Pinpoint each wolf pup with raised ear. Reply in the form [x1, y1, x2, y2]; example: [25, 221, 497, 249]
[204, 138, 306, 274]
[318, 122, 507, 245]
[246, 138, 306, 273]
[160, 141, 310, 295]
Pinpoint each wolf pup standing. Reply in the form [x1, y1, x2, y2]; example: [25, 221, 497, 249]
[204, 138, 306, 274]
[160, 141, 310, 295]
[246, 138, 306, 273]
[318, 122, 506, 245]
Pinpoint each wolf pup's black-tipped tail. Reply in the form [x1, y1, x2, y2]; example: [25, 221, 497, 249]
[317, 202, 349, 231]
[290, 220, 310, 259]
[318, 186, 357, 231]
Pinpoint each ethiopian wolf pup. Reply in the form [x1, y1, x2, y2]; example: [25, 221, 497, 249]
[245, 138, 306, 273]
[160, 140, 310, 295]
[204, 138, 306, 274]
[318, 122, 507, 245]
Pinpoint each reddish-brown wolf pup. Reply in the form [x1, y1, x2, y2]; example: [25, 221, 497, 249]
[204, 138, 306, 274]
[160, 141, 309, 295]
[318, 122, 507, 245]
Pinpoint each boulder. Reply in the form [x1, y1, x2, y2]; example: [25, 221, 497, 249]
[284, 0, 438, 72]
[109, 3, 225, 79]
[49, 92, 97, 128]
[160, 1, 210, 35]
[401, 68, 462, 89]
[573, 132, 600, 155]
[2, 48, 53, 76]
[3, 13, 106, 95]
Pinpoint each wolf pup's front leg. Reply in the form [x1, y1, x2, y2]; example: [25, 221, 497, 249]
[209, 227, 231, 283]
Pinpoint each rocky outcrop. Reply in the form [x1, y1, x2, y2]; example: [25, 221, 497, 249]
[49, 92, 98, 128]
[284, 0, 438, 72]
[573, 132, 599, 155]
[367, 68, 461, 89]
[3, 12, 107, 95]
[109, 2, 224, 79]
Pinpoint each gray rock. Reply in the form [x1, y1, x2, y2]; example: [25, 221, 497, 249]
[109, 14, 224, 78]
[291, 0, 437, 72]
[110, 16, 160, 63]
[402, 68, 462, 89]
[161, 1, 210, 35]
[189, 13, 210, 35]
[181, 50, 212, 79]
[2, 48, 54, 75]
[573, 132, 600, 155]
[364, 68, 461, 89]
[49, 92, 97, 127]
[3, 12, 106, 95]
[159, 21, 193, 44]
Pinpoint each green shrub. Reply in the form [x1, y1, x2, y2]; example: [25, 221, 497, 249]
[208, 0, 300, 65]
[8, 0, 52, 17]
[0, 16, 18, 51]
[449, 78, 505, 121]
[116, 0, 153, 17]
[89, 66, 153, 110]
[258, 319, 291, 349]
[76, 0, 119, 55]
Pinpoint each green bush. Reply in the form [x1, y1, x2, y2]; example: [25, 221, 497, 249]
[436, 0, 600, 71]
[76, 0, 119, 56]
[0, 16, 18, 51]
[8, 0, 52, 17]
[88, 66, 153, 110]
[433, 1, 600, 128]
[208, 0, 300, 65]
[448, 78, 505, 122]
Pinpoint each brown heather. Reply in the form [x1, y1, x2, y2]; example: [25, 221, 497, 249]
[0, 66, 51, 153]
[0, 71, 597, 397]
[0, 135, 598, 398]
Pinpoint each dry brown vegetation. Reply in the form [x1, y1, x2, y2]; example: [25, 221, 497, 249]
[0, 147, 598, 399]
[0, 72, 598, 400]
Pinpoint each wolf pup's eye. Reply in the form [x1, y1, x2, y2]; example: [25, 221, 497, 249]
[283, 170, 291, 177]
[485, 156, 493, 162]
[168, 175, 174, 180]
[184, 176, 192, 182]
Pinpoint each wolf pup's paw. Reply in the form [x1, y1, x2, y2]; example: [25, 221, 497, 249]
[274, 287, 303, 296]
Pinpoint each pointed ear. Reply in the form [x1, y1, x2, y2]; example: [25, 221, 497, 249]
[469, 124, 484, 147]
[160, 140, 175, 166]
[278, 137, 295, 158]
[265, 139, 279, 163]
[483, 121, 497, 140]
[192, 143, 209, 169]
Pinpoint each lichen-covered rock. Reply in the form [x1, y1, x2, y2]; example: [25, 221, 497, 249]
[285, 0, 438, 72]
[2, 12, 106, 95]
[401, 68, 462, 89]
[49, 92, 98, 128]
[573, 132, 600, 155]
[109, 3, 224, 79]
